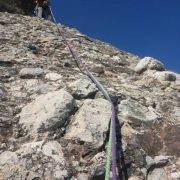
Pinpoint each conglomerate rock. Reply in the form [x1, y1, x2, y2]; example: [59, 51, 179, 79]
[0, 12, 179, 179]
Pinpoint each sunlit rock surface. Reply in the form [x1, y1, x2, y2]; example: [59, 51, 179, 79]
[0, 12, 179, 179]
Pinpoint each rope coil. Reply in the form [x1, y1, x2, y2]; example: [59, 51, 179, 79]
[49, 4, 118, 179]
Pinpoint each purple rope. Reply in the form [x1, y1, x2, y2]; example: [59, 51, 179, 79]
[111, 105, 117, 180]
[85, 72, 117, 180]
[49, 4, 118, 179]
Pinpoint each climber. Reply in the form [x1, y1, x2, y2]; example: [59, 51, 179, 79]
[34, 0, 52, 20]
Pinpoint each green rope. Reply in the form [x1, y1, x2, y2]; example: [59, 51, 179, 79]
[105, 121, 112, 180]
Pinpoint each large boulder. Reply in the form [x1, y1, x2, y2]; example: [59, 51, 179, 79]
[18, 89, 76, 135]
[135, 57, 165, 74]
[118, 99, 160, 124]
[65, 99, 111, 148]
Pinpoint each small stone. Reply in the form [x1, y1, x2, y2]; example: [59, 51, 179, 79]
[129, 176, 144, 180]
[147, 168, 169, 180]
[111, 55, 120, 61]
[0, 57, 14, 66]
[23, 80, 56, 94]
[0, 151, 18, 166]
[135, 57, 165, 74]
[42, 141, 64, 163]
[45, 72, 62, 81]
[111, 55, 129, 66]
[19, 68, 44, 78]
[23, 79, 39, 89]
[63, 59, 72, 67]
[146, 156, 155, 166]
[153, 71, 176, 81]
[171, 172, 180, 179]
[77, 173, 89, 180]
[0, 88, 5, 97]
[28, 43, 39, 54]
[32, 84, 56, 94]
[174, 106, 180, 119]
[68, 77, 98, 99]
[54, 169, 68, 179]
[146, 155, 169, 170]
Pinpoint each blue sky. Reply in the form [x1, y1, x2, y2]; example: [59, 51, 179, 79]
[51, 0, 180, 72]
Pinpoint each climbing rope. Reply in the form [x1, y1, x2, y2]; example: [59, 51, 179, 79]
[105, 121, 112, 180]
[49, 4, 118, 180]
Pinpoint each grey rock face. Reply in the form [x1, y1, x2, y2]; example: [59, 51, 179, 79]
[19, 68, 44, 78]
[68, 77, 98, 99]
[135, 57, 165, 74]
[0, 141, 68, 180]
[118, 99, 160, 124]
[19, 89, 76, 135]
[65, 99, 111, 148]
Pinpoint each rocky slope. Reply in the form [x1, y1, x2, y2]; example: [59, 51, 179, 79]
[0, 12, 179, 180]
